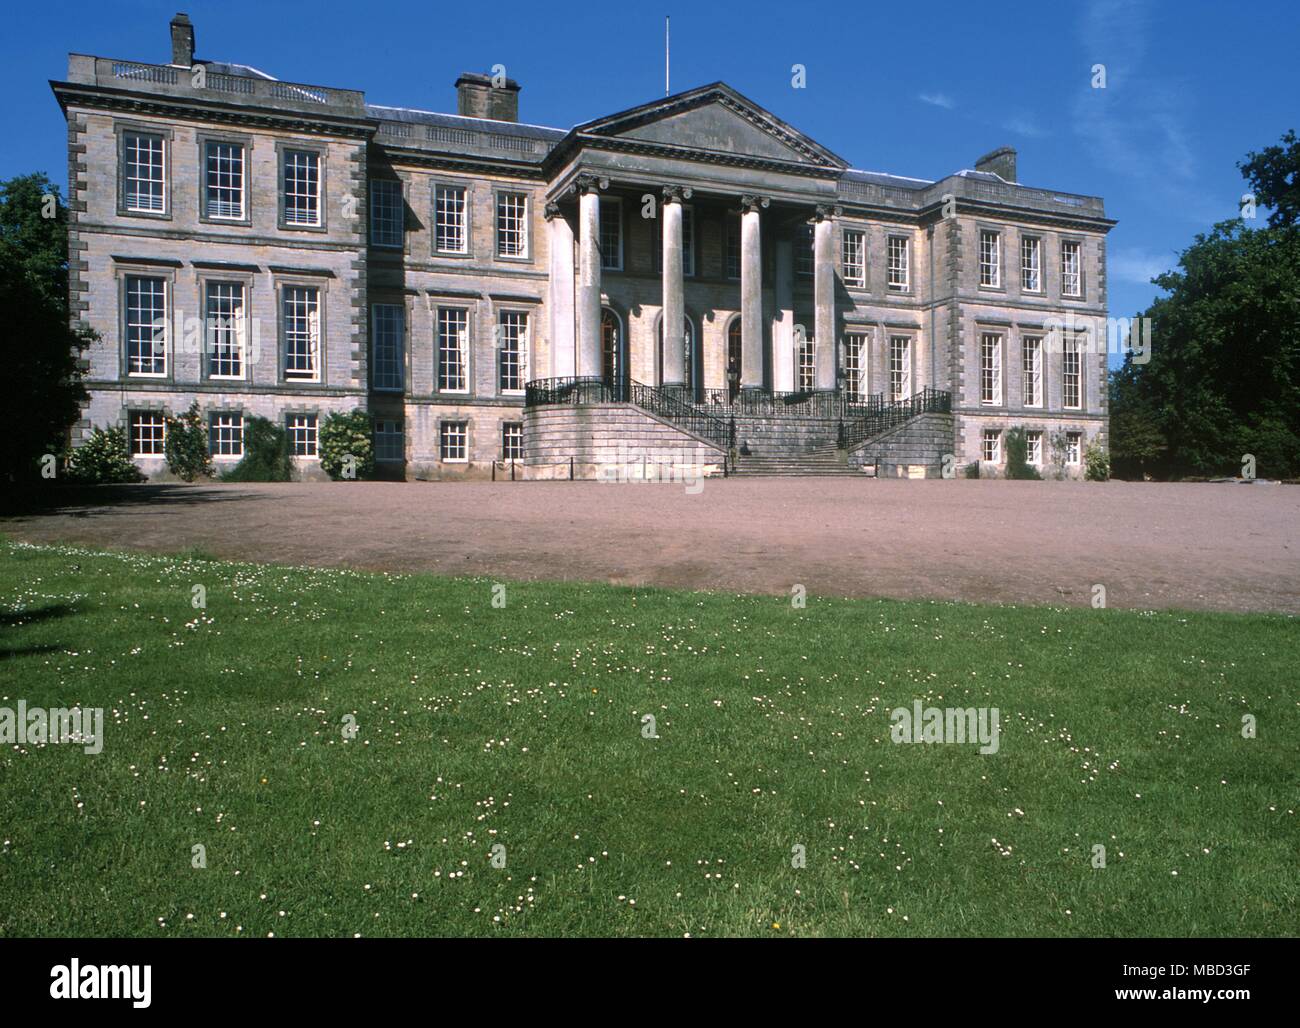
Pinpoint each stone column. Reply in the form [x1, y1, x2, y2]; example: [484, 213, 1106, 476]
[660, 185, 689, 388]
[813, 205, 839, 392]
[740, 194, 768, 391]
[575, 175, 604, 379]
[772, 235, 795, 393]
[546, 202, 576, 379]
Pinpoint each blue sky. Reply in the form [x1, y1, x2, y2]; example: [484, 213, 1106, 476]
[6, 0, 1297, 367]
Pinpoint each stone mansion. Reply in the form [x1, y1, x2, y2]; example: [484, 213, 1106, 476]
[54, 13, 1113, 480]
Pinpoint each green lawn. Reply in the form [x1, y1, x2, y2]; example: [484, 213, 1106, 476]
[0, 538, 1294, 937]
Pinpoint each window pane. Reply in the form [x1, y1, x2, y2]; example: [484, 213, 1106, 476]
[126, 275, 167, 375]
[205, 141, 244, 218]
[435, 186, 467, 253]
[438, 308, 468, 391]
[843, 229, 865, 286]
[496, 193, 527, 257]
[283, 286, 320, 380]
[370, 179, 403, 247]
[283, 150, 320, 226]
[206, 281, 245, 378]
[599, 200, 622, 270]
[498, 311, 527, 392]
[889, 336, 911, 400]
[129, 412, 166, 456]
[372, 303, 404, 391]
[209, 413, 244, 457]
[124, 133, 165, 212]
[286, 413, 318, 456]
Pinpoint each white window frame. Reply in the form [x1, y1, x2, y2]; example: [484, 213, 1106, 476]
[437, 307, 470, 394]
[1026, 429, 1043, 466]
[842, 228, 866, 288]
[1066, 431, 1082, 465]
[599, 197, 623, 271]
[843, 332, 868, 397]
[209, 412, 244, 459]
[1021, 235, 1042, 293]
[889, 335, 912, 401]
[1061, 239, 1083, 298]
[370, 178, 404, 248]
[1021, 336, 1043, 408]
[982, 428, 1001, 463]
[129, 411, 166, 457]
[282, 148, 322, 228]
[205, 280, 247, 381]
[281, 284, 321, 382]
[203, 139, 244, 220]
[286, 413, 319, 458]
[502, 422, 524, 461]
[797, 334, 816, 392]
[1063, 333, 1083, 409]
[439, 420, 469, 463]
[123, 131, 166, 214]
[496, 191, 529, 259]
[371, 302, 405, 392]
[498, 310, 528, 395]
[980, 332, 1003, 405]
[887, 236, 910, 291]
[979, 230, 1001, 288]
[434, 184, 469, 255]
[124, 274, 168, 378]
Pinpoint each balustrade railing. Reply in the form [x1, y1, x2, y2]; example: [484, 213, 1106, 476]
[839, 387, 952, 449]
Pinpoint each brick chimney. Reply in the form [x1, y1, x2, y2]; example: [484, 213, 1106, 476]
[455, 72, 520, 122]
[974, 146, 1017, 183]
[170, 13, 196, 67]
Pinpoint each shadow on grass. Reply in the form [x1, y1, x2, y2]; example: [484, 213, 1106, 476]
[0, 603, 76, 662]
[1, 483, 261, 518]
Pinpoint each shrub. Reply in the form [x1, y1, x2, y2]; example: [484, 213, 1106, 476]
[65, 426, 144, 484]
[1084, 440, 1111, 481]
[1047, 430, 1070, 480]
[963, 460, 980, 479]
[319, 410, 374, 481]
[221, 416, 291, 482]
[164, 403, 213, 482]
[1004, 427, 1042, 480]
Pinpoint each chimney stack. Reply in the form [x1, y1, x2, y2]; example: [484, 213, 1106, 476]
[455, 72, 520, 123]
[974, 146, 1017, 183]
[170, 12, 196, 67]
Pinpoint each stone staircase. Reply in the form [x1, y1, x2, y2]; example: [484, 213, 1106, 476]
[731, 442, 863, 477]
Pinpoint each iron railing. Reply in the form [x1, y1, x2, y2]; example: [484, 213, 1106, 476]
[839, 387, 952, 450]
[698, 389, 882, 420]
[525, 376, 731, 451]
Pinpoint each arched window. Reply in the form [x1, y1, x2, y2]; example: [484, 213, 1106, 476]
[658, 314, 696, 395]
[601, 308, 624, 391]
[726, 318, 743, 400]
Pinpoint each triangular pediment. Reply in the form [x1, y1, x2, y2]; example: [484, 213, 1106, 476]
[575, 84, 847, 169]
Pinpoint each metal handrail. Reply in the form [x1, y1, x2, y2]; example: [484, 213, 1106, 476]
[839, 387, 952, 449]
[525, 377, 731, 451]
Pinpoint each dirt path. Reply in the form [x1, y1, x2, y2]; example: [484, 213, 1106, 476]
[3, 479, 1298, 614]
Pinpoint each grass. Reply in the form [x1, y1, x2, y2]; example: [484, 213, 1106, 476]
[0, 538, 1295, 937]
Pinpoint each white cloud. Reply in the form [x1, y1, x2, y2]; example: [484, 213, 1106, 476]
[1003, 115, 1047, 139]
[918, 92, 955, 110]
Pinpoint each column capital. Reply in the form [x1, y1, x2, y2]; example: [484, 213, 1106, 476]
[662, 184, 693, 203]
[740, 194, 770, 213]
[544, 200, 564, 221]
[814, 203, 843, 222]
[572, 173, 608, 196]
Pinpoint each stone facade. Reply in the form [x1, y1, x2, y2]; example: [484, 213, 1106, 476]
[53, 15, 1114, 482]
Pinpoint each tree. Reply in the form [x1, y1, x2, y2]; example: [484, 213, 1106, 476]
[1239, 129, 1299, 230]
[0, 174, 90, 486]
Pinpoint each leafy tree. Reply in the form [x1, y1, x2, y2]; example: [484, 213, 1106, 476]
[320, 410, 375, 480]
[1004, 427, 1042, 480]
[1083, 440, 1110, 482]
[1108, 132, 1300, 480]
[1239, 129, 1299, 229]
[65, 426, 144, 484]
[221, 416, 291, 482]
[0, 174, 90, 485]
[165, 403, 213, 482]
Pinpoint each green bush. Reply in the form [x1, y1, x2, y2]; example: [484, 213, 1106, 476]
[1005, 427, 1042, 480]
[221, 416, 291, 482]
[319, 410, 375, 481]
[1084, 440, 1111, 482]
[1047, 430, 1070, 481]
[164, 403, 213, 482]
[65, 426, 144, 484]
[963, 460, 980, 479]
